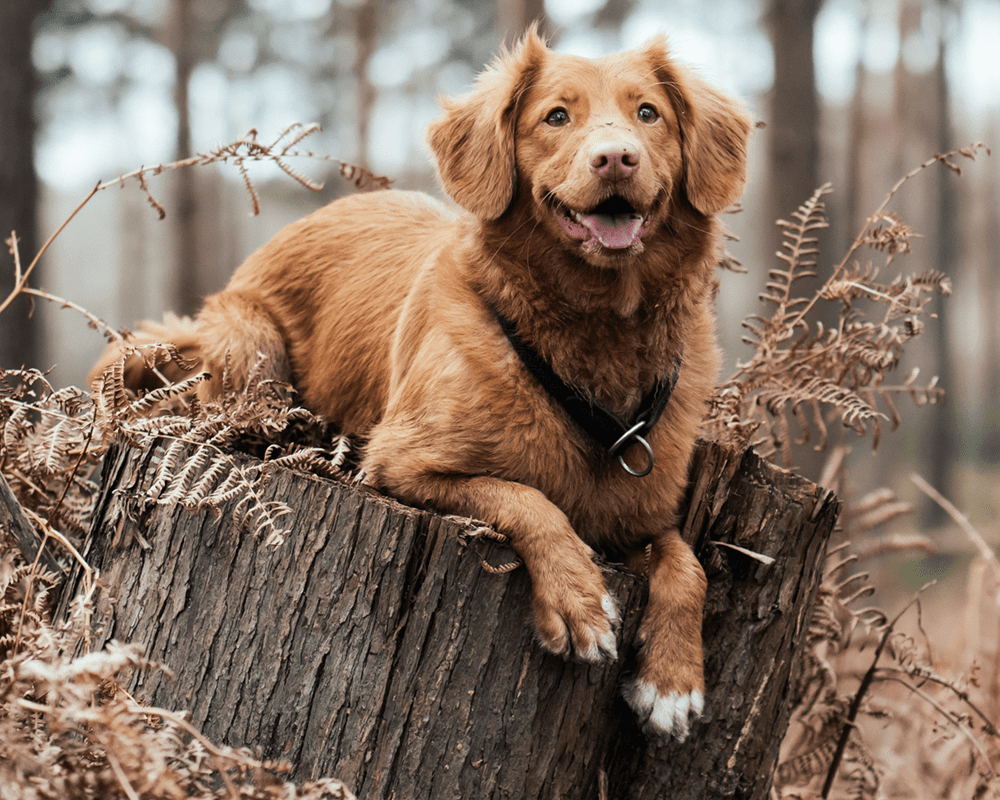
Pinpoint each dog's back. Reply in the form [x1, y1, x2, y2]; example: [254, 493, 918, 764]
[92, 190, 457, 433]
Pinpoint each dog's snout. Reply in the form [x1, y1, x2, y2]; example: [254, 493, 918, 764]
[589, 141, 640, 180]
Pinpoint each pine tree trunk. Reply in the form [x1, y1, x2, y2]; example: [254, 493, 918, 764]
[497, 0, 551, 45]
[0, 0, 51, 372]
[168, 0, 201, 316]
[62, 438, 838, 799]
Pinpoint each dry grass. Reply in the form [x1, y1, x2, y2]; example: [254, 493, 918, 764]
[0, 131, 996, 798]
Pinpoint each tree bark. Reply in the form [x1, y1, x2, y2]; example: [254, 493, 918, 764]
[923, 15, 958, 525]
[0, 471, 64, 578]
[63, 438, 838, 799]
[766, 0, 823, 257]
[354, 0, 378, 169]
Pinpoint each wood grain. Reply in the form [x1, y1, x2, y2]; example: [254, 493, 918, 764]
[65, 438, 839, 799]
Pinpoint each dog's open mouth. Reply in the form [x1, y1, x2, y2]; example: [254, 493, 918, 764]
[553, 196, 652, 250]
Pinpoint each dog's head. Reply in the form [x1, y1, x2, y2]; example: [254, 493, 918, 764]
[427, 28, 752, 267]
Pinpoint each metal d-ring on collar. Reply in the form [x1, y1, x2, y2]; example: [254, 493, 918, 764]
[610, 421, 656, 477]
[490, 303, 683, 478]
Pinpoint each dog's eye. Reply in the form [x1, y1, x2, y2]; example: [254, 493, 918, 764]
[638, 104, 660, 124]
[545, 108, 570, 127]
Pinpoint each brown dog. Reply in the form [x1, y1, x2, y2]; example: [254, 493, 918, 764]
[91, 30, 750, 741]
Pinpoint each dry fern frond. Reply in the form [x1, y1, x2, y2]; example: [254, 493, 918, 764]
[337, 160, 394, 192]
[104, 124, 326, 218]
[780, 452, 944, 799]
[778, 466, 1000, 800]
[1, 370, 102, 535]
[706, 146, 986, 466]
[858, 212, 916, 262]
[0, 597, 358, 799]
[88, 350, 350, 544]
[264, 441, 352, 481]
[0, 129, 372, 800]
[3, 343, 352, 549]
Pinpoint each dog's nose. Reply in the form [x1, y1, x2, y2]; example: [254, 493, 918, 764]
[589, 141, 640, 180]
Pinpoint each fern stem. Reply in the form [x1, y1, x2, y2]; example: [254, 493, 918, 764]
[875, 667, 999, 740]
[821, 583, 935, 798]
[873, 673, 998, 777]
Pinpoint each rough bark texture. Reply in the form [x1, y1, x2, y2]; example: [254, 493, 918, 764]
[0, 471, 64, 578]
[610, 442, 838, 800]
[64, 438, 838, 800]
[766, 0, 823, 254]
[168, 0, 200, 317]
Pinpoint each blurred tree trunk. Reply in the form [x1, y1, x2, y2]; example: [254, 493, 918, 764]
[924, 16, 958, 522]
[766, 0, 823, 252]
[842, 7, 871, 243]
[355, 0, 378, 168]
[497, 0, 551, 46]
[0, 0, 52, 372]
[169, 0, 200, 316]
[765, 0, 826, 481]
[595, 0, 634, 30]
[979, 119, 1000, 465]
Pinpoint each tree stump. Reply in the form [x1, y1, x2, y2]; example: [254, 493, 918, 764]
[63, 437, 838, 800]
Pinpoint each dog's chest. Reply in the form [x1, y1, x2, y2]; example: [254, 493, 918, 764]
[534, 315, 678, 416]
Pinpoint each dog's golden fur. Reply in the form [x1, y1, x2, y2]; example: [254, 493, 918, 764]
[91, 30, 751, 740]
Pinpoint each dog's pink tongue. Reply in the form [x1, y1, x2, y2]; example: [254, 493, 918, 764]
[578, 214, 644, 249]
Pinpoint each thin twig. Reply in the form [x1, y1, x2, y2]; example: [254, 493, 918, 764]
[911, 472, 1000, 576]
[821, 582, 936, 798]
[873, 673, 998, 778]
[874, 666, 998, 738]
[21, 286, 124, 342]
[50, 403, 99, 528]
[105, 748, 142, 800]
[124, 704, 244, 800]
[3, 125, 332, 322]
[0, 183, 99, 317]
[789, 145, 987, 330]
[23, 508, 92, 577]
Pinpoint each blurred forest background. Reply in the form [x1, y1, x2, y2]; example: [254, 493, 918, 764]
[1, 0, 998, 560]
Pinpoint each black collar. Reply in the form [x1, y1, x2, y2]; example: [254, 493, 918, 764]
[491, 304, 682, 477]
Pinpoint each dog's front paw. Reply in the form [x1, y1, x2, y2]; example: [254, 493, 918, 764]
[625, 678, 704, 742]
[531, 567, 620, 664]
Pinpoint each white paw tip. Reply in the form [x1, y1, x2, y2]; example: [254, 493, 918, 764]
[690, 689, 704, 717]
[626, 680, 704, 742]
[574, 625, 618, 663]
[602, 593, 620, 626]
[629, 678, 657, 711]
[597, 627, 618, 660]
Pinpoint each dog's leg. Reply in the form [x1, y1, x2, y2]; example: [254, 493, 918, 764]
[624, 531, 706, 742]
[369, 464, 620, 663]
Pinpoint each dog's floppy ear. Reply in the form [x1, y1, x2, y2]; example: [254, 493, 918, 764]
[644, 37, 752, 216]
[427, 27, 546, 220]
